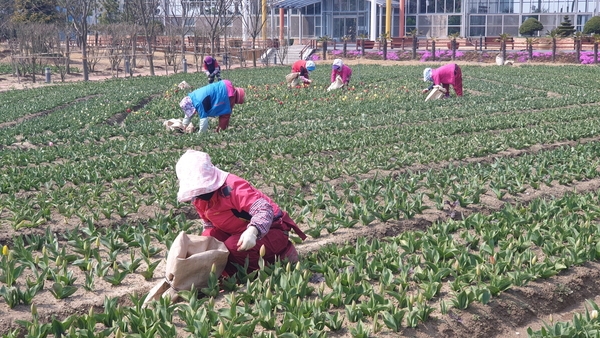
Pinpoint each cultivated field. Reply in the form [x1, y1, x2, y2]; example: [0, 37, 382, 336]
[1, 64, 600, 337]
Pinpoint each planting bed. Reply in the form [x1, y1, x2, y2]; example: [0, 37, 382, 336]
[1, 62, 600, 337]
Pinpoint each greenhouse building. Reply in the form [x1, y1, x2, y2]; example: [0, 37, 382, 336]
[269, 0, 600, 40]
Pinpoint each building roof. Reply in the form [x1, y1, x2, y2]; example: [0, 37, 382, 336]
[273, 0, 321, 9]
[273, 0, 397, 9]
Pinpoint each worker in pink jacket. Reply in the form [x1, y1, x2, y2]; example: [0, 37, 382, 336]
[422, 63, 463, 97]
[176, 150, 307, 277]
[331, 58, 352, 86]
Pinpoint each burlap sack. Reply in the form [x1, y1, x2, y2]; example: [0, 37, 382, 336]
[286, 72, 301, 87]
[327, 75, 344, 92]
[143, 231, 229, 305]
[425, 85, 447, 102]
[178, 81, 192, 90]
[163, 119, 194, 133]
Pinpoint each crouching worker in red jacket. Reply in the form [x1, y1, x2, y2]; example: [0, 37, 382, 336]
[422, 63, 463, 97]
[176, 150, 307, 277]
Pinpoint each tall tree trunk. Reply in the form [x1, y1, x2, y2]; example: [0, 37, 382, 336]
[252, 37, 257, 68]
[412, 37, 418, 59]
[146, 36, 155, 76]
[82, 42, 89, 81]
[66, 35, 71, 75]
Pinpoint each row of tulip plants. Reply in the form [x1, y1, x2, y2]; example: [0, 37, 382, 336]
[2, 188, 600, 336]
[1, 64, 600, 336]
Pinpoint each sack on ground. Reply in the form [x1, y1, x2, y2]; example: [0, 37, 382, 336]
[425, 85, 447, 102]
[178, 81, 192, 90]
[286, 72, 301, 87]
[327, 75, 344, 92]
[143, 232, 229, 305]
[164, 119, 194, 133]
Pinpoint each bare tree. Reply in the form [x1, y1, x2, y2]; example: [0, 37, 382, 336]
[57, 0, 99, 81]
[125, 0, 163, 76]
[97, 23, 129, 77]
[199, 0, 237, 55]
[191, 26, 211, 71]
[240, 0, 266, 67]
[9, 23, 58, 82]
[0, 0, 14, 41]
[167, 0, 197, 57]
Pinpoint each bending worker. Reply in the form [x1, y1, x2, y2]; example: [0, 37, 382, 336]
[203, 56, 222, 84]
[291, 60, 316, 84]
[331, 59, 352, 87]
[179, 80, 245, 133]
[422, 63, 463, 97]
[176, 150, 307, 276]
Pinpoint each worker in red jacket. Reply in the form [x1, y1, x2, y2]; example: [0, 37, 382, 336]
[176, 150, 307, 277]
[203, 56, 222, 84]
[291, 60, 316, 84]
[422, 63, 463, 97]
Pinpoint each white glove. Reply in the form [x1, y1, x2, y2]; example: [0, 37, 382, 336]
[237, 226, 258, 251]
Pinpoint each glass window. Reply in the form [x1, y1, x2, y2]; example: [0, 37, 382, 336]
[470, 15, 486, 25]
[487, 25, 503, 35]
[448, 15, 461, 25]
[504, 26, 518, 35]
[428, 0, 435, 13]
[470, 26, 486, 36]
[419, 0, 426, 13]
[540, 14, 560, 29]
[303, 17, 315, 35]
[477, 1, 489, 13]
[577, 14, 590, 31]
[306, 4, 314, 15]
[488, 0, 499, 13]
[435, 0, 444, 12]
[291, 16, 299, 36]
[448, 26, 460, 34]
[349, 0, 357, 11]
[315, 2, 321, 13]
[342, 0, 349, 11]
[408, 0, 418, 13]
[357, 0, 365, 11]
[488, 15, 502, 25]
[504, 15, 518, 25]
[522, 14, 538, 22]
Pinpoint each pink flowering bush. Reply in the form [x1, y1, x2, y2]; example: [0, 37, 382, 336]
[324, 48, 599, 64]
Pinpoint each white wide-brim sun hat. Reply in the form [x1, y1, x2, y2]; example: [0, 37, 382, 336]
[176, 150, 229, 202]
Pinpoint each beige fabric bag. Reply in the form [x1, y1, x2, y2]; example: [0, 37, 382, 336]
[286, 72, 301, 87]
[163, 119, 194, 133]
[425, 85, 447, 102]
[327, 75, 344, 92]
[143, 231, 229, 305]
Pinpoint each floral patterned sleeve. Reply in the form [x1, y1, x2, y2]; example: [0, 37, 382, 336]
[248, 198, 275, 239]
